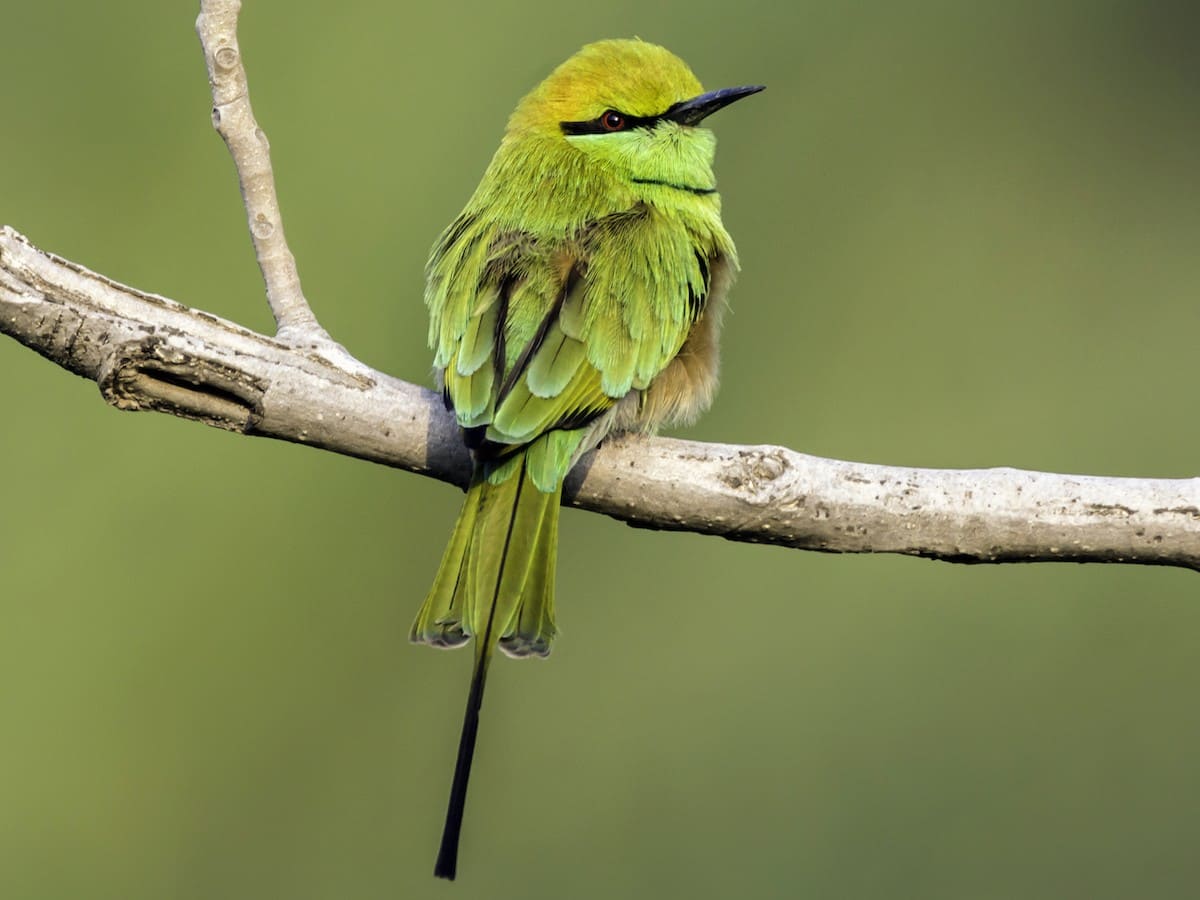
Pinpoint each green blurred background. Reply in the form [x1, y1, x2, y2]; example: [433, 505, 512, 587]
[3, 2, 1198, 898]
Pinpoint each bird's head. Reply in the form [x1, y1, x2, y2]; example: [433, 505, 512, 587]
[504, 39, 762, 201]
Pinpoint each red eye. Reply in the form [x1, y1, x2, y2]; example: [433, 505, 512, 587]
[600, 110, 626, 131]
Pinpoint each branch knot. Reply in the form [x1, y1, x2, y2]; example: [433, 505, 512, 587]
[98, 336, 266, 432]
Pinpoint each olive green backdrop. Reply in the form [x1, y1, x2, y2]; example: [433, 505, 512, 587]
[2, 2, 1198, 898]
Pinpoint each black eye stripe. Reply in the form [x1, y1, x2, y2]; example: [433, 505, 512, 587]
[559, 108, 669, 135]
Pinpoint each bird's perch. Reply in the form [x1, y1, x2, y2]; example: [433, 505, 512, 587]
[3, 226, 1197, 571]
[2, 0, 1197, 573]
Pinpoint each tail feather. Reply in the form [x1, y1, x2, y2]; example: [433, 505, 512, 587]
[416, 455, 562, 880]
[410, 480, 482, 649]
[499, 485, 558, 658]
[433, 607, 497, 881]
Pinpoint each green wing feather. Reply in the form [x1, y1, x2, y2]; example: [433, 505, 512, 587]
[429, 208, 715, 453]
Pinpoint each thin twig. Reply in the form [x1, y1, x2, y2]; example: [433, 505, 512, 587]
[194, 0, 322, 341]
[3, 226, 1197, 571]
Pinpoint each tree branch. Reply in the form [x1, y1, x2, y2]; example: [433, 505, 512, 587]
[195, 0, 349, 360]
[3, 225, 1197, 571]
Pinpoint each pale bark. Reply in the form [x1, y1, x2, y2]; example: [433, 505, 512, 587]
[3, 226, 1197, 572]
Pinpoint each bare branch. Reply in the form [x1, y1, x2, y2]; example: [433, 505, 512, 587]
[2, 6, 1194, 576]
[195, 0, 325, 342]
[3, 226, 1197, 572]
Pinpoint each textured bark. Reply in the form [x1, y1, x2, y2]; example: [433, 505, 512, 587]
[4, 226, 1198, 571]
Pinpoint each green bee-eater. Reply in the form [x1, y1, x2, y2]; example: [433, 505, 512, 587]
[411, 38, 761, 879]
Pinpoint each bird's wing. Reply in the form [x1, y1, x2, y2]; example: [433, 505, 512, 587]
[426, 207, 713, 486]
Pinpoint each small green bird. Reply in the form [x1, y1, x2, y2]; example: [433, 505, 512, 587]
[411, 38, 761, 879]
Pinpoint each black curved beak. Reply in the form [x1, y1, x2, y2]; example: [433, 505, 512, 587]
[665, 85, 765, 126]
